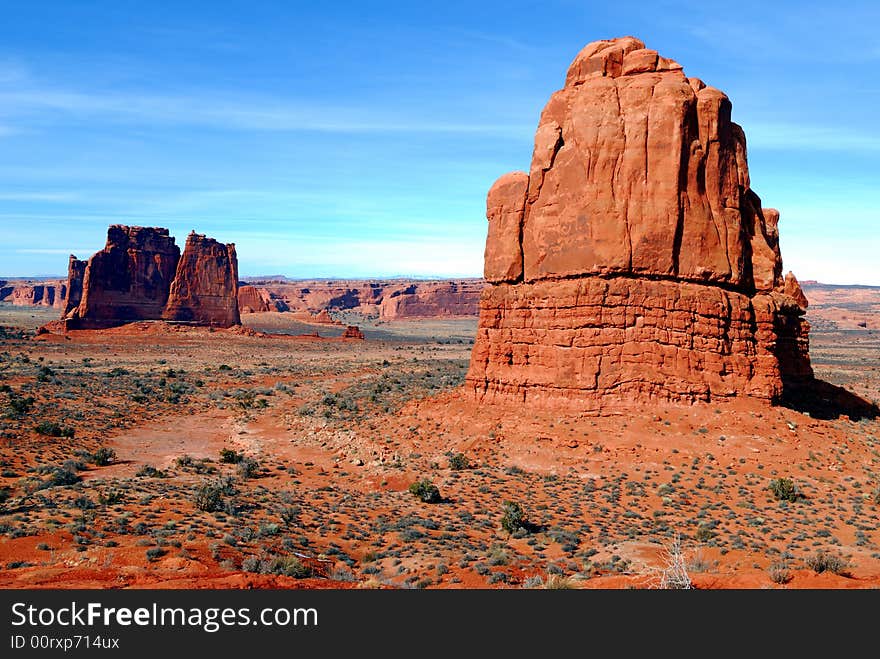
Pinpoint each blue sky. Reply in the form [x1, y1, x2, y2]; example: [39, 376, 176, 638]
[0, 0, 878, 283]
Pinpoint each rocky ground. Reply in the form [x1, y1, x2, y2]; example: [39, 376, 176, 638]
[0, 294, 878, 589]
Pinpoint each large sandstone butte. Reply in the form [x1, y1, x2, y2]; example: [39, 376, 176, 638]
[163, 232, 240, 326]
[467, 36, 812, 410]
[61, 225, 239, 329]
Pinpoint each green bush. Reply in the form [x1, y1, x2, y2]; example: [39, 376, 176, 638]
[448, 453, 470, 471]
[34, 421, 75, 438]
[236, 457, 260, 479]
[219, 448, 241, 464]
[5, 394, 34, 419]
[136, 465, 166, 478]
[408, 478, 442, 503]
[41, 466, 80, 488]
[193, 481, 225, 512]
[91, 447, 116, 466]
[280, 505, 300, 528]
[501, 500, 527, 534]
[99, 489, 125, 506]
[769, 477, 800, 502]
[271, 556, 313, 578]
[146, 547, 167, 562]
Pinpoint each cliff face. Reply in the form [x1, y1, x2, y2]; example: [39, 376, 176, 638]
[70, 226, 180, 328]
[63, 256, 86, 316]
[466, 37, 812, 409]
[61, 225, 239, 329]
[162, 232, 240, 327]
[238, 280, 483, 319]
[7, 283, 67, 307]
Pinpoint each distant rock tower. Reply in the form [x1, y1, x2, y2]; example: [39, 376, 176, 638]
[61, 225, 240, 329]
[163, 232, 240, 327]
[466, 37, 812, 410]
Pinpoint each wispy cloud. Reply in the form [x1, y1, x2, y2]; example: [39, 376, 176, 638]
[15, 248, 90, 255]
[0, 86, 530, 136]
[0, 191, 78, 202]
[746, 122, 880, 152]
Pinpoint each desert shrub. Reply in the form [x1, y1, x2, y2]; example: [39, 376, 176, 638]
[501, 501, 527, 534]
[805, 551, 850, 576]
[280, 505, 300, 528]
[34, 421, 75, 438]
[488, 546, 509, 566]
[73, 495, 95, 511]
[4, 394, 34, 419]
[98, 489, 125, 506]
[176, 455, 215, 474]
[0, 487, 9, 510]
[91, 447, 116, 466]
[193, 481, 225, 512]
[408, 478, 441, 503]
[61, 459, 85, 473]
[236, 457, 260, 479]
[448, 453, 470, 471]
[219, 448, 242, 464]
[270, 556, 313, 578]
[41, 466, 80, 489]
[258, 523, 280, 537]
[329, 566, 356, 582]
[873, 486, 880, 505]
[544, 574, 576, 589]
[694, 522, 716, 543]
[522, 575, 544, 589]
[146, 547, 167, 562]
[769, 477, 800, 502]
[768, 562, 792, 584]
[136, 465, 166, 478]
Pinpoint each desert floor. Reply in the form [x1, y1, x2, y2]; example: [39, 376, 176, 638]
[0, 290, 878, 589]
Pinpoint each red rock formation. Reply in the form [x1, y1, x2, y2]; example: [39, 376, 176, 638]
[341, 325, 365, 340]
[163, 232, 240, 327]
[58, 226, 240, 330]
[65, 226, 181, 329]
[378, 281, 483, 319]
[237, 285, 272, 313]
[239, 279, 483, 319]
[311, 309, 338, 325]
[467, 37, 812, 409]
[63, 256, 86, 316]
[9, 283, 66, 307]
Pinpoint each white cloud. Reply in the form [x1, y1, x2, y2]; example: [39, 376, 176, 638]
[0, 87, 530, 136]
[745, 121, 880, 152]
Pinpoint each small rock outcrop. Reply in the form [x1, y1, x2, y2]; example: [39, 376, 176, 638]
[466, 37, 812, 410]
[342, 325, 365, 340]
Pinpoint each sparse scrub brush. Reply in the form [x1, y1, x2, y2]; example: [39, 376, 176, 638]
[408, 478, 441, 503]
